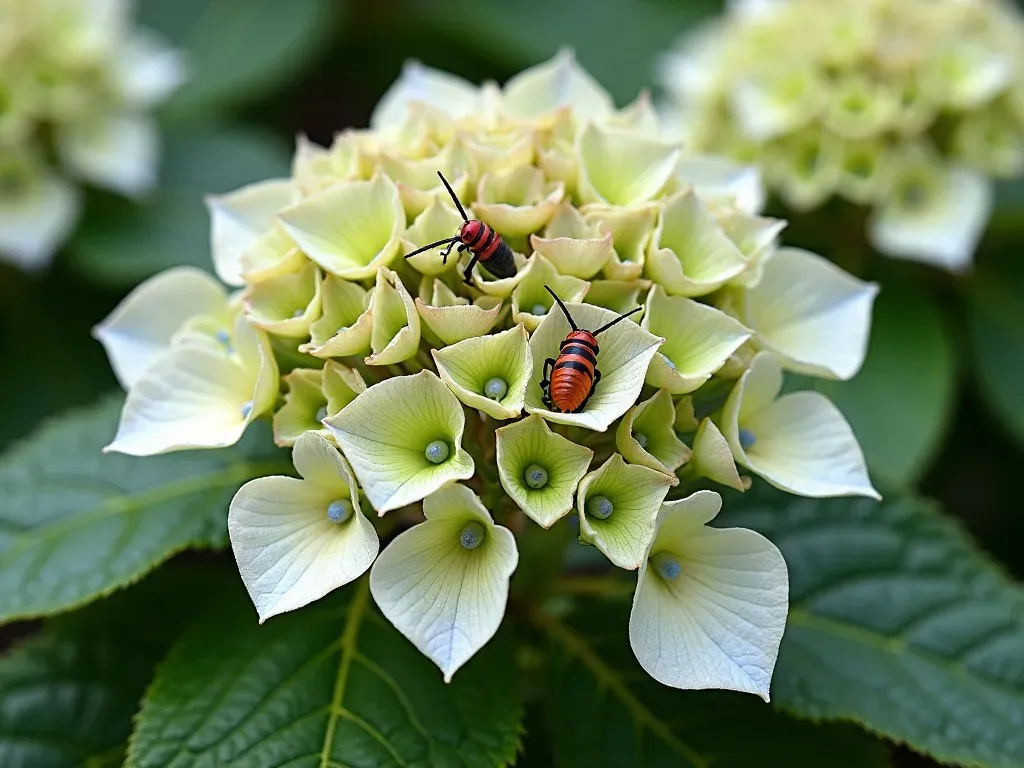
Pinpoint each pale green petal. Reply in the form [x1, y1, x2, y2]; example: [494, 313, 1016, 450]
[104, 321, 279, 456]
[629, 490, 788, 699]
[457, 131, 536, 180]
[278, 176, 405, 280]
[470, 250, 531, 297]
[495, 415, 594, 528]
[113, 30, 186, 107]
[603, 91, 661, 135]
[525, 301, 664, 432]
[240, 226, 306, 283]
[323, 371, 474, 513]
[584, 279, 651, 313]
[868, 159, 992, 273]
[416, 295, 502, 346]
[501, 49, 614, 121]
[837, 140, 891, 205]
[401, 196, 465, 276]
[577, 454, 674, 570]
[821, 75, 897, 140]
[577, 123, 680, 206]
[0, 170, 80, 270]
[741, 248, 878, 380]
[529, 232, 613, 280]
[380, 143, 462, 217]
[292, 430, 360, 494]
[769, 127, 843, 213]
[370, 483, 518, 682]
[323, 360, 366, 413]
[583, 203, 659, 281]
[722, 353, 878, 499]
[615, 390, 690, 474]
[675, 155, 765, 215]
[433, 325, 533, 420]
[366, 267, 421, 365]
[245, 260, 322, 338]
[371, 60, 480, 129]
[730, 67, 824, 141]
[511, 254, 589, 331]
[691, 418, 746, 492]
[207, 179, 295, 286]
[474, 167, 564, 237]
[645, 190, 747, 297]
[643, 285, 751, 394]
[273, 368, 326, 447]
[59, 112, 158, 197]
[924, 40, 1014, 110]
[674, 395, 699, 433]
[93, 266, 228, 390]
[292, 133, 361, 196]
[228, 434, 377, 622]
[302, 276, 372, 358]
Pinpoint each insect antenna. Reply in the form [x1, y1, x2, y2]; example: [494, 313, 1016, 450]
[543, 284, 578, 331]
[437, 171, 470, 222]
[593, 306, 644, 336]
[404, 236, 461, 259]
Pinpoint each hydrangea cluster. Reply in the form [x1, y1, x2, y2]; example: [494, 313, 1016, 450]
[658, 0, 1024, 271]
[0, 0, 184, 268]
[94, 52, 879, 698]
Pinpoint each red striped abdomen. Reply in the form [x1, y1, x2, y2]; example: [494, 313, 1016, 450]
[550, 333, 598, 413]
[459, 219, 502, 261]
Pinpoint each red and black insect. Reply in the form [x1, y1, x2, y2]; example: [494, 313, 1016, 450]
[403, 171, 517, 287]
[540, 285, 643, 414]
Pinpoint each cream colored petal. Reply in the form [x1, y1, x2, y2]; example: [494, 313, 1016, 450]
[742, 247, 878, 380]
[615, 389, 690, 474]
[93, 266, 228, 390]
[245, 260, 322, 338]
[415, 297, 502, 346]
[302, 277, 372, 358]
[0, 171, 80, 270]
[371, 60, 480, 129]
[278, 176, 405, 281]
[577, 123, 680, 206]
[643, 285, 751, 394]
[432, 324, 533, 420]
[370, 484, 517, 682]
[366, 267, 421, 365]
[207, 179, 296, 286]
[401, 196, 465, 277]
[501, 49, 614, 121]
[577, 454, 675, 569]
[691, 418, 746, 492]
[494, 415, 594, 528]
[511, 254, 589, 331]
[273, 368, 328, 447]
[323, 371, 475, 513]
[630, 490, 788, 699]
[675, 155, 765, 215]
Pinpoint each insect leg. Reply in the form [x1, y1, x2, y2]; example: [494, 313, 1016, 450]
[462, 253, 480, 287]
[540, 358, 555, 409]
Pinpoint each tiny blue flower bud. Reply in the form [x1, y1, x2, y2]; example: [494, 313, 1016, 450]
[315, 405, 328, 423]
[293, 308, 305, 318]
[634, 432, 649, 449]
[524, 463, 548, 489]
[650, 551, 681, 582]
[586, 495, 614, 520]
[241, 401, 253, 419]
[215, 329, 231, 346]
[425, 439, 450, 464]
[663, 355, 677, 370]
[327, 499, 353, 523]
[484, 377, 508, 401]
[460, 520, 486, 549]
[531, 303, 548, 316]
[738, 428, 756, 450]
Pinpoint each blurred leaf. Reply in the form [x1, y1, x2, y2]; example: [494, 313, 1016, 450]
[538, 603, 889, 768]
[722, 490, 1024, 768]
[127, 580, 523, 768]
[138, 0, 339, 121]
[69, 128, 291, 284]
[416, 0, 721, 105]
[968, 257, 1024, 446]
[0, 564, 231, 768]
[808, 283, 956, 491]
[0, 393, 286, 625]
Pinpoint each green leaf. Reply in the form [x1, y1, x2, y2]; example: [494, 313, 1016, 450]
[69, 128, 291, 285]
[722, 490, 1024, 768]
[0, 393, 286, 625]
[808, 283, 956, 490]
[127, 580, 523, 768]
[139, 0, 340, 121]
[415, 0, 720, 105]
[968, 257, 1024, 446]
[0, 564, 232, 768]
[538, 603, 889, 768]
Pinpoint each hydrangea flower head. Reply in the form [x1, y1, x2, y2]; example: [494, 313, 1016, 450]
[0, 0, 185, 268]
[95, 51, 879, 697]
[658, 0, 1024, 271]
